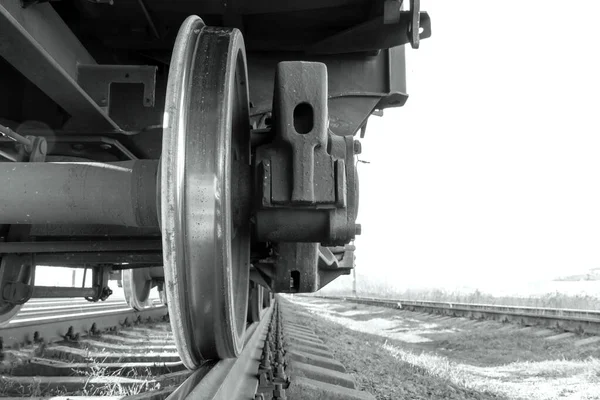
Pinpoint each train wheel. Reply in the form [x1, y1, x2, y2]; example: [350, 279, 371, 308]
[122, 268, 153, 310]
[0, 304, 21, 327]
[247, 282, 264, 323]
[161, 16, 251, 368]
[0, 255, 33, 327]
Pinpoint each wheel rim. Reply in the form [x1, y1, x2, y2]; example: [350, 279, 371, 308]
[0, 304, 21, 327]
[162, 16, 251, 368]
[0, 255, 33, 327]
[123, 268, 153, 311]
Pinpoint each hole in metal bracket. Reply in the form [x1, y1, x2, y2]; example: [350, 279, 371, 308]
[290, 270, 300, 291]
[293, 103, 314, 134]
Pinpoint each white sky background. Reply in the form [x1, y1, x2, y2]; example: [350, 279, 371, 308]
[353, 1, 600, 289]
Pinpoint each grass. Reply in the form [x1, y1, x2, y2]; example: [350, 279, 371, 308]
[382, 342, 600, 399]
[0, 341, 166, 397]
[73, 364, 162, 396]
[424, 327, 600, 367]
[0, 362, 162, 397]
[283, 297, 505, 400]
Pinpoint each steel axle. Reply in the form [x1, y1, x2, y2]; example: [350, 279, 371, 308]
[0, 160, 158, 227]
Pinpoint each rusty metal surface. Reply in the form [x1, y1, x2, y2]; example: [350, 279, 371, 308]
[316, 295, 600, 335]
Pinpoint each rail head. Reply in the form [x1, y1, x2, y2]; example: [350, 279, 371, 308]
[166, 306, 273, 400]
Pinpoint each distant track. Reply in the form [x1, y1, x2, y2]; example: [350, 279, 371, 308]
[314, 295, 600, 335]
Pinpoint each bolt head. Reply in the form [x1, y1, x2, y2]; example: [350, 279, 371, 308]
[39, 140, 47, 155]
[353, 140, 362, 155]
[355, 223, 362, 236]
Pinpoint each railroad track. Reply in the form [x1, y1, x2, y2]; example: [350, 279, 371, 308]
[315, 295, 600, 337]
[0, 296, 374, 399]
[0, 297, 169, 349]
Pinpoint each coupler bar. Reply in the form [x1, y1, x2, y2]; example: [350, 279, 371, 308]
[0, 160, 158, 227]
[35, 252, 163, 266]
[0, 240, 162, 253]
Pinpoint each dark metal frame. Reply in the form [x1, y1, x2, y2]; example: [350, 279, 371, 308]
[0, 0, 158, 133]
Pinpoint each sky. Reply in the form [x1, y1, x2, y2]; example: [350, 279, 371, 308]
[352, 1, 600, 289]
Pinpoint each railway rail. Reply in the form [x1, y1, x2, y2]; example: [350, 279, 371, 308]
[315, 295, 600, 336]
[0, 297, 168, 348]
[0, 296, 373, 400]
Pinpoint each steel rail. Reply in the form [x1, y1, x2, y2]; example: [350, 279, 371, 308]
[0, 300, 168, 348]
[315, 295, 600, 335]
[1, 298, 274, 400]
[166, 306, 273, 400]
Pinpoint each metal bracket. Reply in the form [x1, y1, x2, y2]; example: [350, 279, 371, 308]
[86, 266, 112, 302]
[254, 243, 354, 293]
[77, 64, 158, 111]
[408, 0, 421, 49]
[272, 62, 331, 204]
[384, 0, 402, 25]
[43, 136, 138, 161]
[24, 136, 47, 162]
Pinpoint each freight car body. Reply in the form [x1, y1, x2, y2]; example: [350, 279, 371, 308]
[0, 0, 430, 369]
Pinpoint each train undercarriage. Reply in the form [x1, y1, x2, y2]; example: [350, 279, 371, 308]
[0, 0, 430, 369]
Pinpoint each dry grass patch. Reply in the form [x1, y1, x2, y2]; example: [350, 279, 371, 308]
[383, 342, 600, 400]
[286, 296, 600, 400]
[284, 298, 505, 400]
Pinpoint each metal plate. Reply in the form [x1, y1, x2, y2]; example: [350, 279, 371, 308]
[161, 16, 251, 368]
